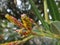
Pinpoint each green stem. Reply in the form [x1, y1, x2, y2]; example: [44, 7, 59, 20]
[22, 35, 34, 42]
[0, 35, 34, 45]
[44, 0, 49, 23]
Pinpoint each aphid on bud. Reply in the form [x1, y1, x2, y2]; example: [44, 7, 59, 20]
[21, 14, 32, 31]
[5, 14, 23, 28]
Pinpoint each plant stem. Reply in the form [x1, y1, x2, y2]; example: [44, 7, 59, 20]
[44, 0, 49, 23]
[0, 35, 34, 45]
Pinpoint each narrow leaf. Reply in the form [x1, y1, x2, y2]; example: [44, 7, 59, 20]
[47, 0, 60, 21]
[29, 0, 50, 30]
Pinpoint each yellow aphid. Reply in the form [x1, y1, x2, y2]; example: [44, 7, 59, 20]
[5, 14, 23, 28]
[5, 14, 15, 24]
[5, 14, 9, 18]
[21, 14, 32, 30]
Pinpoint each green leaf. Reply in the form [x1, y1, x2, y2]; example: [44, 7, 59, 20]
[50, 21, 60, 35]
[29, 0, 50, 30]
[57, 41, 60, 45]
[58, 2, 60, 8]
[47, 0, 60, 21]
